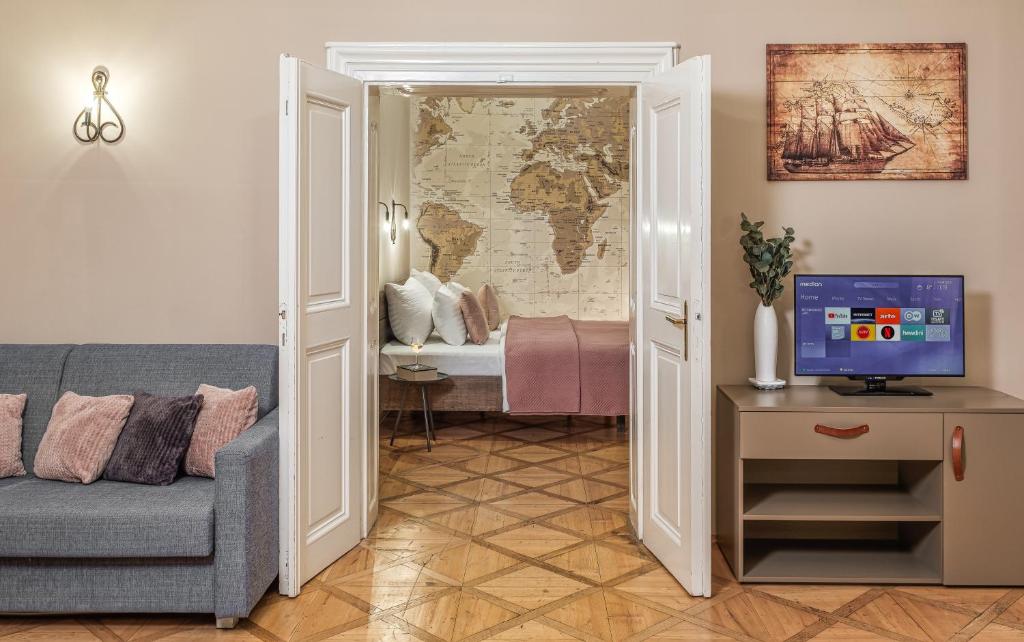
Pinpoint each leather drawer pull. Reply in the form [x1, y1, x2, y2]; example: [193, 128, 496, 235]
[814, 423, 870, 438]
[952, 425, 965, 481]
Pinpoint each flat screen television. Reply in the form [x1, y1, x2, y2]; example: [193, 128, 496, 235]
[794, 274, 965, 395]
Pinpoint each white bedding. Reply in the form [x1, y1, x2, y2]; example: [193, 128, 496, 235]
[380, 322, 507, 377]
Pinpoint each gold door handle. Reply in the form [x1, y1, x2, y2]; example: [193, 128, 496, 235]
[665, 301, 689, 361]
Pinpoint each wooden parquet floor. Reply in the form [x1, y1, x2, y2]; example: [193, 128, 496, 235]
[4, 413, 1024, 641]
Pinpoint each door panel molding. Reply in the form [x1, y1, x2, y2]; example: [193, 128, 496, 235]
[649, 339, 684, 544]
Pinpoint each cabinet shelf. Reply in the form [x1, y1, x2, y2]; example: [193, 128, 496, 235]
[743, 484, 941, 522]
[743, 539, 941, 584]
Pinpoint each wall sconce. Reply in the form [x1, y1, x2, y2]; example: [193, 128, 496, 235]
[378, 200, 409, 245]
[73, 66, 125, 144]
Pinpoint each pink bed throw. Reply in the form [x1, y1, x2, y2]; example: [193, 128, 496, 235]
[574, 319, 630, 416]
[504, 315, 629, 415]
[504, 316, 580, 414]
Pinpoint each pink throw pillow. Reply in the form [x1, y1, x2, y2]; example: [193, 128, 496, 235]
[477, 284, 500, 331]
[0, 393, 28, 478]
[460, 291, 490, 345]
[184, 384, 259, 478]
[33, 392, 134, 484]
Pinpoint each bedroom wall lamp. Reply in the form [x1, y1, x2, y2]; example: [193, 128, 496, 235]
[378, 199, 408, 244]
[73, 66, 125, 144]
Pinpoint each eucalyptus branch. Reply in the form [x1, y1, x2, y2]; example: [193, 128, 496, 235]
[739, 213, 795, 307]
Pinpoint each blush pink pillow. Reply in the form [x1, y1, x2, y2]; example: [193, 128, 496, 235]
[184, 384, 259, 478]
[477, 284, 500, 331]
[0, 394, 28, 478]
[460, 291, 490, 345]
[33, 392, 134, 484]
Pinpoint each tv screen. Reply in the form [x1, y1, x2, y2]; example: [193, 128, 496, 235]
[794, 275, 965, 377]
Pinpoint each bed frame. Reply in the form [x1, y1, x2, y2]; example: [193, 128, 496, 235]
[379, 374, 503, 411]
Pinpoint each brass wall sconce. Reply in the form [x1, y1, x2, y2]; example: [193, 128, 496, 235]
[74, 66, 125, 144]
[378, 199, 408, 245]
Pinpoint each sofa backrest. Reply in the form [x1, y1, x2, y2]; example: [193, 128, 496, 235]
[0, 345, 74, 475]
[3, 344, 278, 476]
[58, 343, 278, 415]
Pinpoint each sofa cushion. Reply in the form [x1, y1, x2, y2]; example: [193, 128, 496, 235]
[184, 384, 259, 478]
[0, 345, 74, 476]
[0, 393, 28, 478]
[104, 392, 204, 485]
[33, 392, 135, 484]
[0, 476, 30, 491]
[59, 344, 278, 421]
[0, 476, 214, 557]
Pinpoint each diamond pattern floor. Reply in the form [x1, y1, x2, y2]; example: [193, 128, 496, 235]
[7, 412, 1024, 641]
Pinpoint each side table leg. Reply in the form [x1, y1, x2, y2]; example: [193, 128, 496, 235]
[420, 384, 433, 452]
[390, 383, 409, 446]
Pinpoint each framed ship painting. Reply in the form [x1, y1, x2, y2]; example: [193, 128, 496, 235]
[767, 43, 967, 180]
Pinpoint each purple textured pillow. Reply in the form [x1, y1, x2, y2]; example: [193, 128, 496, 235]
[103, 392, 204, 486]
[0, 394, 28, 478]
[460, 291, 490, 345]
[34, 392, 135, 484]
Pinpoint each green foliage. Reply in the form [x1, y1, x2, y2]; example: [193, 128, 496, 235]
[739, 213, 795, 307]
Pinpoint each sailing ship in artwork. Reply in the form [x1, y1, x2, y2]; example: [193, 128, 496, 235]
[780, 80, 915, 174]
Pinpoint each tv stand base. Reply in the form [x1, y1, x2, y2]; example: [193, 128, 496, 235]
[829, 384, 933, 396]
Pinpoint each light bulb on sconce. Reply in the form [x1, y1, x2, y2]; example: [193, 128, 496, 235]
[378, 199, 409, 245]
[73, 66, 125, 144]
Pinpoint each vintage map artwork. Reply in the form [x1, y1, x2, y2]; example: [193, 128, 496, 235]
[410, 93, 630, 319]
[767, 43, 967, 180]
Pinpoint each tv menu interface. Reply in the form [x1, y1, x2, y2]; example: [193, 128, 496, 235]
[795, 275, 964, 376]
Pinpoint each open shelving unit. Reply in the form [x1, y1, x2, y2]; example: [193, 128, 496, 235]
[737, 459, 943, 584]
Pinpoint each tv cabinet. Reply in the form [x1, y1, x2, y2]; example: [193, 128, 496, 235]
[716, 385, 1024, 585]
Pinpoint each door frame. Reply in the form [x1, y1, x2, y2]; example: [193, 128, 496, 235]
[279, 41, 711, 593]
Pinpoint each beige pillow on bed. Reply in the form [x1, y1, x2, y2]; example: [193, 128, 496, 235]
[477, 284, 500, 331]
[460, 291, 490, 345]
[385, 278, 434, 345]
[433, 282, 468, 346]
[410, 268, 442, 297]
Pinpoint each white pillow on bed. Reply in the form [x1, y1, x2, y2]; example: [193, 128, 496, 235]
[432, 282, 469, 346]
[409, 268, 443, 297]
[385, 278, 434, 345]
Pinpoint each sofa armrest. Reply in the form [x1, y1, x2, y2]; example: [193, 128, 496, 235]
[214, 408, 279, 619]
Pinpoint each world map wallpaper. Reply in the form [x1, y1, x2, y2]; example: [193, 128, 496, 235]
[409, 93, 630, 320]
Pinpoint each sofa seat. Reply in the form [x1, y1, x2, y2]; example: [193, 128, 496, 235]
[0, 477, 31, 491]
[0, 476, 215, 558]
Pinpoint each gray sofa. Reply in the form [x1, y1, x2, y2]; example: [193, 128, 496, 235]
[0, 344, 279, 627]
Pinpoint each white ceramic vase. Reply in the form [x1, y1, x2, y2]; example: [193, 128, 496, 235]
[753, 302, 779, 384]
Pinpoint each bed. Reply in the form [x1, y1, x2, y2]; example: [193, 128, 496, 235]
[379, 316, 629, 417]
[379, 325, 506, 411]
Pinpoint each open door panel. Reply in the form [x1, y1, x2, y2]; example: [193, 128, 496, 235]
[278, 55, 368, 595]
[638, 54, 712, 597]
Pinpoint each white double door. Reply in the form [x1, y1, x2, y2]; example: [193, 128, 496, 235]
[278, 54, 711, 598]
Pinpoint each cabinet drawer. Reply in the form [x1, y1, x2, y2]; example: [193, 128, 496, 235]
[740, 412, 942, 460]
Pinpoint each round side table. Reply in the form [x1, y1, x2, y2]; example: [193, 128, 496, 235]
[387, 372, 449, 452]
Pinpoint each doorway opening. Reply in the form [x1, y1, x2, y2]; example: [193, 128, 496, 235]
[371, 81, 638, 600]
[277, 43, 711, 599]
